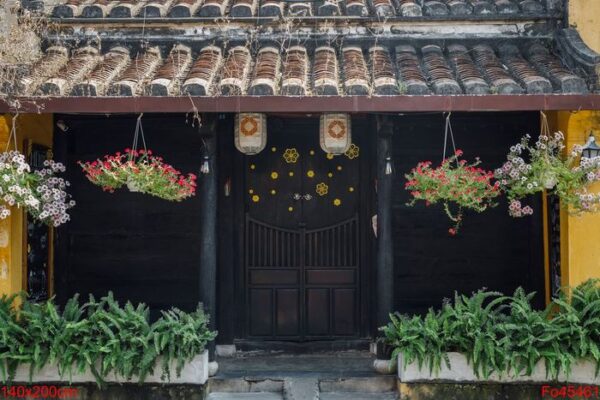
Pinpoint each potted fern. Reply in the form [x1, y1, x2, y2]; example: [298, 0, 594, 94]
[381, 280, 600, 386]
[2, 293, 216, 386]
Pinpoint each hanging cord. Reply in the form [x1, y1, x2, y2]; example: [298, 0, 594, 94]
[540, 111, 550, 137]
[440, 112, 463, 231]
[129, 113, 147, 160]
[442, 112, 457, 163]
[5, 114, 19, 152]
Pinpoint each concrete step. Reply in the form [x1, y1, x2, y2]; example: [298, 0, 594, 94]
[208, 377, 284, 393]
[319, 376, 397, 393]
[319, 393, 397, 400]
[216, 351, 377, 379]
[207, 393, 283, 400]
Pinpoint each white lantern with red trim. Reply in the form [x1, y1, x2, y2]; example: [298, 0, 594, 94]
[320, 113, 351, 155]
[235, 113, 267, 155]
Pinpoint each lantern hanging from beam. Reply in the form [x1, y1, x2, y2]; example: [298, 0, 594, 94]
[235, 113, 267, 155]
[581, 132, 600, 160]
[320, 113, 351, 155]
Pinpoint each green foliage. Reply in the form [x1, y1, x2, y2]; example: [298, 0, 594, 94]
[405, 150, 500, 234]
[381, 279, 600, 380]
[495, 132, 600, 217]
[0, 293, 216, 386]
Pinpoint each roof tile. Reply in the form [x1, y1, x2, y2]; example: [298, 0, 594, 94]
[18, 40, 593, 98]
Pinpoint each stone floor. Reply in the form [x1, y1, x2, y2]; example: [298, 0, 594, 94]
[206, 351, 397, 400]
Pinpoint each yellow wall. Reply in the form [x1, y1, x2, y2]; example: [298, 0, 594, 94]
[0, 114, 53, 297]
[553, 111, 600, 288]
[569, 0, 600, 53]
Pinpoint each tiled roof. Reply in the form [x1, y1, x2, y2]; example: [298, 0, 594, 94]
[16, 37, 594, 98]
[47, 0, 557, 19]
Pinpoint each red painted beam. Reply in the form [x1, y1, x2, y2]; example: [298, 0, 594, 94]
[2, 95, 600, 113]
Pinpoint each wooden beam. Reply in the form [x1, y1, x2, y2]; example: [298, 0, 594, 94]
[2, 94, 600, 113]
[375, 115, 394, 330]
[198, 118, 218, 360]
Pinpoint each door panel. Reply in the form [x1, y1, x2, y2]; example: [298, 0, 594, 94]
[250, 289, 273, 336]
[306, 289, 330, 336]
[244, 118, 362, 340]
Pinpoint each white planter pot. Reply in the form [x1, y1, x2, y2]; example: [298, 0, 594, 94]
[12, 350, 208, 385]
[126, 179, 141, 192]
[398, 352, 600, 384]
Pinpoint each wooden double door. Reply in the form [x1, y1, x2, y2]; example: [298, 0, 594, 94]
[243, 118, 365, 341]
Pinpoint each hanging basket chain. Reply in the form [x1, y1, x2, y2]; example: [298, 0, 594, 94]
[441, 112, 462, 229]
[442, 112, 457, 164]
[129, 113, 148, 162]
[5, 114, 19, 152]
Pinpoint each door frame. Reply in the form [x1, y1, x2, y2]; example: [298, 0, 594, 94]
[229, 114, 375, 348]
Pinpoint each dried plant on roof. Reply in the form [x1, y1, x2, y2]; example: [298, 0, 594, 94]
[0, 0, 51, 104]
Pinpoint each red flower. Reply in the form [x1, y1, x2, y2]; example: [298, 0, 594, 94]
[448, 228, 457, 236]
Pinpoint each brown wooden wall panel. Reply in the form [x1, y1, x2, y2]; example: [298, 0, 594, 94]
[250, 289, 273, 336]
[391, 112, 545, 315]
[306, 288, 330, 336]
[276, 289, 300, 336]
[305, 269, 355, 285]
[250, 270, 299, 285]
[333, 288, 355, 336]
[53, 114, 206, 315]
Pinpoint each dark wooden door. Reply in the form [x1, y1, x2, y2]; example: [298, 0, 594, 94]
[244, 118, 362, 340]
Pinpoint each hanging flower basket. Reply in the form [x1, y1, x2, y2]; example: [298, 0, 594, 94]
[0, 151, 75, 227]
[405, 150, 501, 235]
[495, 131, 600, 217]
[79, 149, 197, 201]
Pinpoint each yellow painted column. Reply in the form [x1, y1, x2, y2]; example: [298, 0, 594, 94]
[0, 116, 17, 296]
[0, 114, 54, 297]
[554, 111, 600, 287]
[569, 1, 600, 53]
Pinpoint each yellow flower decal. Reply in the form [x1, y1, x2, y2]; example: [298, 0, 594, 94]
[337, 165, 343, 171]
[326, 153, 334, 160]
[348, 186, 354, 192]
[250, 164, 256, 170]
[307, 170, 315, 178]
[271, 147, 277, 152]
[252, 195, 260, 203]
[316, 182, 329, 196]
[310, 150, 315, 155]
[288, 206, 294, 212]
[270, 189, 276, 195]
[283, 148, 300, 163]
[271, 172, 279, 180]
[289, 171, 294, 177]
[333, 198, 341, 206]
[328, 172, 333, 178]
[345, 143, 360, 159]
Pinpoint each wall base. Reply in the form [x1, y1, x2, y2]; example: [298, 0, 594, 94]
[2, 383, 207, 400]
[398, 382, 550, 400]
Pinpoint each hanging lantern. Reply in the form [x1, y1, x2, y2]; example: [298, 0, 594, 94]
[320, 113, 351, 155]
[581, 132, 600, 160]
[235, 113, 267, 155]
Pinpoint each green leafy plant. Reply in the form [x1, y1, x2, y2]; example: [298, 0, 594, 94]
[381, 280, 600, 380]
[0, 151, 75, 226]
[0, 293, 216, 386]
[78, 149, 197, 201]
[495, 132, 600, 217]
[405, 150, 501, 235]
